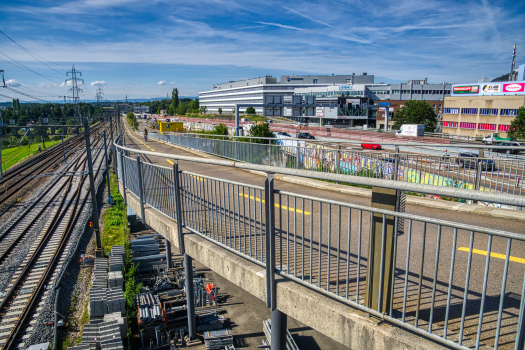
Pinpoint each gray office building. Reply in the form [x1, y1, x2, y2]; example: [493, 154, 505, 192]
[199, 74, 373, 115]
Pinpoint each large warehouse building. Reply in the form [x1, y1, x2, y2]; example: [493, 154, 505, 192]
[442, 81, 525, 137]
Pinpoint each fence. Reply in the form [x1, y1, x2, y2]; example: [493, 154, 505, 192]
[116, 138, 525, 350]
[150, 133, 525, 204]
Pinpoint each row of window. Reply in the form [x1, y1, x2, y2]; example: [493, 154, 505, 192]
[443, 122, 510, 131]
[444, 108, 518, 116]
[200, 93, 264, 101]
[390, 90, 450, 95]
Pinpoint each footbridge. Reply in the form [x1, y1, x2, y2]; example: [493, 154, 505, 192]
[114, 132, 525, 350]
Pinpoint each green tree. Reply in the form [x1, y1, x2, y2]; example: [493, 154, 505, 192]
[218, 107, 222, 115]
[250, 122, 274, 143]
[212, 123, 228, 135]
[171, 88, 179, 108]
[392, 100, 438, 132]
[508, 107, 525, 139]
[199, 105, 207, 114]
[167, 104, 175, 116]
[246, 106, 256, 114]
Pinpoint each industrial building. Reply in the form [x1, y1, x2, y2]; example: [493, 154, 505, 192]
[442, 80, 525, 137]
[198, 75, 453, 128]
[198, 74, 374, 118]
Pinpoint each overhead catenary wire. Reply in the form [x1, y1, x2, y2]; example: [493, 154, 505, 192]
[0, 51, 62, 84]
[0, 30, 65, 76]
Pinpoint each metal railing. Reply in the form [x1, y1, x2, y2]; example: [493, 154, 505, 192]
[116, 136, 525, 350]
[150, 133, 525, 204]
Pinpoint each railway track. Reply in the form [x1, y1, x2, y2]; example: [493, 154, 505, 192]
[0, 123, 106, 216]
[0, 122, 112, 350]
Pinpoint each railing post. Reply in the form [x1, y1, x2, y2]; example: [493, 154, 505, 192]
[173, 161, 185, 253]
[184, 253, 197, 341]
[119, 147, 127, 206]
[250, 138, 253, 164]
[474, 149, 484, 204]
[296, 144, 300, 170]
[264, 172, 286, 350]
[336, 144, 341, 184]
[393, 146, 400, 181]
[136, 155, 147, 228]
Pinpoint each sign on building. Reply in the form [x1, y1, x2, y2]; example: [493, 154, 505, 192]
[452, 85, 479, 94]
[316, 107, 324, 117]
[503, 83, 525, 93]
[481, 84, 501, 93]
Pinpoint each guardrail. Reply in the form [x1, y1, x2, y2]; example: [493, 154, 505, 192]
[115, 134, 525, 350]
[150, 133, 525, 206]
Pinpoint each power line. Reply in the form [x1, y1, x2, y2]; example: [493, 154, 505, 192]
[0, 30, 65, 76]
[96, 86, 104, 104]
[65, 65, 83, 117]
[0, 51, 62, 84]
[5, 86, 54, 103]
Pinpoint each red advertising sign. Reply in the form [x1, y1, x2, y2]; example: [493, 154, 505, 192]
[453, 85, 479, 94]
[503, 83, 525, 93]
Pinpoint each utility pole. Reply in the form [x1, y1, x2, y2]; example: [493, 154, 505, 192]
[84, 117, 104, 257]
[66, 66, 84, 120]
[96, 87, 104, 104]
[511, 44, 517, 81]
[0, 70, 5, 180]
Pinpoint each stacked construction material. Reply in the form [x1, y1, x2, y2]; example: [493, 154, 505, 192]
[89, 288, 108, 318]
[137, 291, 163, 324]
[81, 324, 99, 346]
[203, 329, 233, 349]
[262, 319, 300, 350]
[131, 235, 167, 273]
[109, 254, 124, 273]
[127, 206, 137, 231]
[107, 289, 126, 315]
[111, 245, 126, 262]
[92, 258, 109, 289]
[196, 314, 227, 332]
[99, 320, 124, 350]
[103, 312, 128, 339]
[108, 271, 123, 288]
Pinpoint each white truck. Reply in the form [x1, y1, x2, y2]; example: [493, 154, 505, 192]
[396, 124, 425, 137]
[482, 133, 515, 144]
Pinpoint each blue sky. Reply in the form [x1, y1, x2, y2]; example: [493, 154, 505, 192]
[0, 0, 524, 102]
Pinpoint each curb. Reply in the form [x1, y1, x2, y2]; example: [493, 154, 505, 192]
[151, 137, 525, 223]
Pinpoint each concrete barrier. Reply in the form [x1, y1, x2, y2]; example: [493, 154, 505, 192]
[120, 182, 449, 350]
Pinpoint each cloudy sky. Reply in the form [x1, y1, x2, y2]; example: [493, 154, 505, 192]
[0, 0, 524, 102]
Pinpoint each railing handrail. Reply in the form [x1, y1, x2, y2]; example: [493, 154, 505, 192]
[159, 131, 525, 150]
[114, 135, 525, 208]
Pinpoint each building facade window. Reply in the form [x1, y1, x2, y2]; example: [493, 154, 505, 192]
[478, 123, 497, 131]
[499, 124, 510, 132]
[501, 109, 518, 116]
[444, 108, 459, 114]
[459, 122, 476, 129]
[313, 79, 318, 84]
[461, 108, 478, 115]
[443, 121, 458, 128]
[480, 108, 498, 115]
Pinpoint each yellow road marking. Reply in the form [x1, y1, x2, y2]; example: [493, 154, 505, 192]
[239, 194, 311, 215]
[190, 175, 206, 182]
[150, 149, 155, 151]
[458, 247, 525, 264]
[166, 159, 174, 165]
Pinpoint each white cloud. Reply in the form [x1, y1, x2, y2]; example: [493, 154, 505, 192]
[90, 80, 106, 86]
[5, 79, 21, 87]
[38, 83, 46, 88]
[169, 81, 176, 85]
[257, 22, 304, 31]
[157, 80, 166, 85]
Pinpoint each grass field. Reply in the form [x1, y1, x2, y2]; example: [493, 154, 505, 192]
[1, 139, 64, 172]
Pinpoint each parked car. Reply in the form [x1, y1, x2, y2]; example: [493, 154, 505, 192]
[361, 143, 381, 150]
[456, 153, 494, 170]
[297, 132, 315, 139]
[489, 142, 520, 154]
[277, 132, 292, 137]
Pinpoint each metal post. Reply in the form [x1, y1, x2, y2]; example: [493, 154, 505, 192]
[0, 137, 3, 180]
[235, 104, 240, 136]
[136, 155, 147, 228]
[84, 118, 103, 256]
[393, 146, 400, 181]
[165, 239, 172, 270]
[184, 253, 197, 340]
[250, 138, 253, 164]
[265, 173, 275, 309]
[173, 161, 185, 253]
[61, 135, 66, 163]
[474, 149, 484, 204]
[104, 131, 113, 204]
[296, 143, 300, 170]
[271, 309, 287, 350]
[119, 148, 127, 206]
[336, 144, 340, 184]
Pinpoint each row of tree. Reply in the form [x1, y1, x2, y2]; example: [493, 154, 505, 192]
[1, 100, 102, 124]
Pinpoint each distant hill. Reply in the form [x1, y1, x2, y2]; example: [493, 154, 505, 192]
[491, 73, 511, 82]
